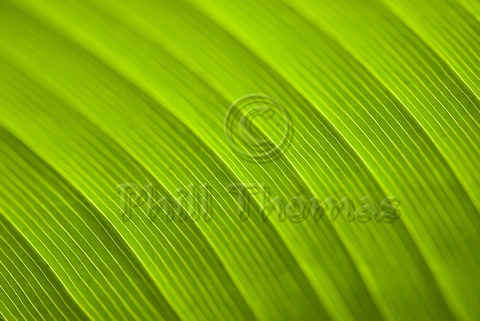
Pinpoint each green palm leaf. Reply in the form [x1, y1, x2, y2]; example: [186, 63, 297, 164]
[0, 0, 478, 320]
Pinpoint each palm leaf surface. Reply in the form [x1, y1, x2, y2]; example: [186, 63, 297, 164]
[0, 0, 479, 320]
